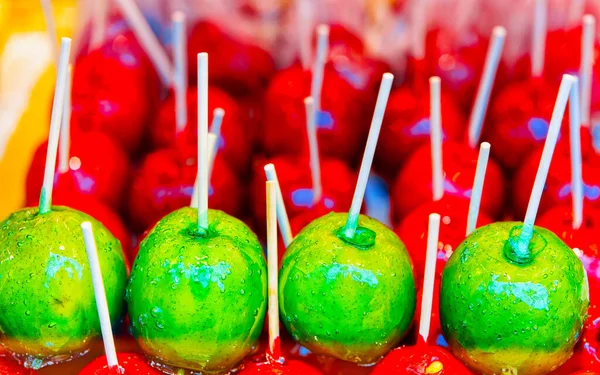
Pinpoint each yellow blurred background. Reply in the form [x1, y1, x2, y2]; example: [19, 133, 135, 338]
[0, 0, 76, 220]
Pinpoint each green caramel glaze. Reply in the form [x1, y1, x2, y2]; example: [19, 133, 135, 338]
[0, 206, 127, 366]
[279, 212, 416, 364]
[440, 222, 589, 375]
[126, 208, 267, 373]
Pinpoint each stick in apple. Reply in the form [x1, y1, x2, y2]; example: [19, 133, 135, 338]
[173, 11, 188, 136]
[196, 52, 209, 232]
[296, 0, 313, 71]
[466, 142, 491, 236]
[311, 25, 329, 113]
[430, 76, 444, 202]
[264, 164, 294, 247]
[410, 0, 427, 60]
[467, 26, 506, 148]
[209, 108, 225, 178]
[58, 65, 73, 174]
[344, 73, 394, 238]
[266, 180, 280, 357]
[517, 74, 575, 253]
[569, 77, 583, 230]
[305, 97, 322, 204]
[113, 0, 174, 85]
[39, 0, 59, 67]
[81, 222, 119, 369]
[90, 0, 108, 49]
[190, 133, 217, 209]
[419, 213, 440, 344]
[39, 37, 71, 214]
[531, 0, 547, 78]
[580, 15, 595, 127]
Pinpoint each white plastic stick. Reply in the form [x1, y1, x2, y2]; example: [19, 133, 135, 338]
[113, 0, 174, 85]
[468, 26, 506, 148]
[80, 222, 119, 369]
[40, 38, 71, 214]
[580, 15, 595, 127]
[570, 78, 584, 230]
[58, 65, 73, 174]
[311, 25, 329, 113]
[430, 77, 444, 202]
[305, 97, 322, 204]
[266, 181, 279, 356]
[568, 0, 586, 28]
[411, 0, 427, 60]
[264, 164, 294, 247]
[40, 0, 59, 67]
[296, 0, 312, 70]
[419, 213, 440, 344]
[197, 53, 209, 232]
[519, 74, 575, 253]
[466, 142, 491, 236]
[209, 108, 224, 178]
[173, 11, 187, 135]
[531, 0, 547, 78]
[344, 73, 394, 238]
[190, 133, 217, 209]
[90, 0, 108, 49]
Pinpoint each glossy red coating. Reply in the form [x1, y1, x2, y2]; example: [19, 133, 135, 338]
[126, 146, 243, 231]
[370, 343, 471, 374]
[78, 353, 161, 374]
[187, 20, 276, 97]
[483, 78, 560, 171]
[71, 32, 159, 155]
[375, 85, 465, 179]
[0, 356, 37, 375]
[151, 87, 251, 174]
[396, 199, 493, 283]
[250, 155, 356, 232]
[391, 141, 506, 223]
[26, 131, 130, 211]
[262, 64, 368, 165]
[239, 358, 323, 375]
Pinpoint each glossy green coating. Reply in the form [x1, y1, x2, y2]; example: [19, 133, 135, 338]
[279, 212, 416, 364]
[0, 206, 127, 368]
[440, 222, 589, 375]
[126, 208, 267, 373]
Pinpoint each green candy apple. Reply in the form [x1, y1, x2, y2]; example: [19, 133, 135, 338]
[0, 206, 127, 368]
[279, 212, 416, 364]
[126, 207, 267, 374]
[440, 222, 589, 375]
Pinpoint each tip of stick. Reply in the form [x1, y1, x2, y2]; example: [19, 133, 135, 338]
[172, 11, 185, 23]
[481, 142, 491, 150]
[429, 76, 440, 85]
[304, 96, 314, 105]
[429, 213, 441, 223]
[214, 107, 225, 117]
[81, 221, 92, 231]
[198, 52, 208, 61]
[382, 72, 394, 83]
[317, 24, 330, 37]
[492, 26, 507, 37]
[562, 73, 577, 85]
[583, 14, 596, 25]
[264, 163, 275, 175]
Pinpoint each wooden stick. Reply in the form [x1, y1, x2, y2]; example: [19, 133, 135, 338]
[266, 181, 280, 356]
[305, 97, 322, 204]
[466, 142, 491, 236]
[344, 73, 394, 238]
[39, 38, 71, 214]
[81, 222, 119, 369]
[58, 65, 73, 174]
[419, 213, 440, 344]
[430, 77, 444, 202]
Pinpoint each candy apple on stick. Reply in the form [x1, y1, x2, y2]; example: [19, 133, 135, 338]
[371, 214, 471, 374]
[279, 73, 417, 364]
[126, 54, 267, 374]
[441, 74, 589, 375]
[78, 222, 160, 375]
[238, 182, 323, 375]
[0, 38, 128, 369]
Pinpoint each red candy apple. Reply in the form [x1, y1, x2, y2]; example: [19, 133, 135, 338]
[151, 86, 251, 173]
[483, 79, 560, 171]
[0, 356, 36, 375]
[238, 357, 323, 375]
[375, 86, 465, 179]
[370, 342, 470, 374]
[78, 353, 161, 374]
[262, 64, 368, 165]
[126, 146, 242, 231]
[391, 141, 505, 223]
[396, 199, 493, 283]
[187, 20, 276, 97]
[250, 155, 355, 231]
[26, 131, 130, 211]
